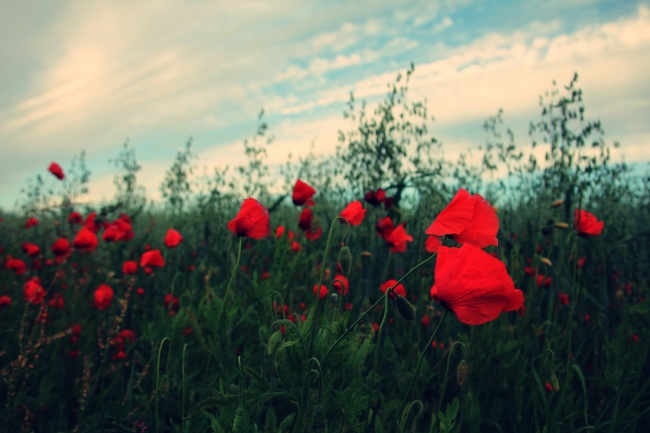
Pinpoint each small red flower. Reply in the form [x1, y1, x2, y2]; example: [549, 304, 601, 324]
[425, 188, 498, 249]
[558, 292, 569, 305]
[140, 250, 164, 268]
[24, 278, 46, 304]
[164, 293, 180, 315]
[364, 188, 386, 207]
[298, 208, 314, 231]
[48, 162, 65, 180]
[25, 217, 39, 229]
[375, 216, 395, 241]
[48, 292, 65, 309]
[83, 212, 101, 233]
[386, 224, 413, 253]
[6, 257, 27, 275]
[122, 261, 138, 275]
[227, 198, 270, 239]
[163, 228, 183, 248]
[0, 295, 12, 307]
[51, 238, 71, 257]
[574, 209, 604, 236]
[292, 179, 316, 206]
[73, 227, 99, 252]
[380, 279, 406, 299]
[94, 284, 114, 310]
[68, 211, 83, 224]
[340, 201, 366, 226]
[332, 274, 349, 295]
[22, 242, 41, 257]
[313, 284, 328, 300]
[429, 244, 523, 325]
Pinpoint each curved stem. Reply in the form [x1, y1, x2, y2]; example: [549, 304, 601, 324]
[394, 309, 449, 428]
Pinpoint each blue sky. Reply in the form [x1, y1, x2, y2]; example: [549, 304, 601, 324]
[1, 0, 649, 211]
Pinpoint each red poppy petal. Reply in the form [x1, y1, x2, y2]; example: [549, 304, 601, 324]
[425, 189, 474, 237]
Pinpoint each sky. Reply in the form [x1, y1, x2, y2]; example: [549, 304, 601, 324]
[1, 0, 649, 211]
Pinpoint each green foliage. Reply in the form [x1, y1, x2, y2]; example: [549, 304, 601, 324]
[1, 68, 649, 433]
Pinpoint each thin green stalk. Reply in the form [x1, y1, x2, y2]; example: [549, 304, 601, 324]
[205, 237, 243, 378]
[182, 343, 188, 433]
[362, 285, 392, 433]
[156, 337, 171, 433]
[394, 309, 449, 429]
[437, 341, 467, 416]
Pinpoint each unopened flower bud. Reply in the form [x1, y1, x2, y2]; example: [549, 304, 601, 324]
[551, 199, 564, 208]
[554, 222, 569, 229]
[395, 295, 416, 320]
[550, 373, 560, 391]
[338, 246, 352, 277]
[457, 359, 469, 386]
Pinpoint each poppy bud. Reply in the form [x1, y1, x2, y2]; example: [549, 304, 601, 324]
[338, 246, 352, 277]
[540, 257, 553, 267]
[395, 295, 416, 320]
[457, 359, 469, 386]
[309, 404, 328, 433]
[551, 199, 564, 208]
[554, 222, 569, 229]
[268, 331, 282, 355]
[550, 373, 560, 391]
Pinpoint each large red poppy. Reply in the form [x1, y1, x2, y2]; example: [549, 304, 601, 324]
[386, 224, 413, 253]
[122, 261, 138, 275]
[574, 209, 604, 236]
[340, 201, 366, 226]
[51, 238, 71, 257]
[94, 284, 114, 310]
[22, 242, 41, 257]
[140, 250, 165, 268]
[73, 227, 99, 252]
[425, 188, 498, 248]
[164, 228, 183, 248]
[48, 162, 65, 180]
[6, 257, 27, 275]
[24, 278, 46, 304]
[227, 198, 270, 240]
[430, 244, 523, 325]
[292, 179, 316, 206]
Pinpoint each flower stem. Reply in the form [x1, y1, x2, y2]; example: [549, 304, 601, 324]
[394, 309, 449, 429]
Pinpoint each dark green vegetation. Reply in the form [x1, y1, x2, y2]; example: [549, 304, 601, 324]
[1, 68, 649, 432]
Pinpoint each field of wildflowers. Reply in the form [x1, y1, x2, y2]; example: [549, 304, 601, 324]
[1, 70, 649, 432]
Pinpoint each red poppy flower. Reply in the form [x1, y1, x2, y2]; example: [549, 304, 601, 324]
[558, 292, 569, 305]
[291, 241, 301, 252]
[6, 257, 27, 275]
[24, 278, 46, 304]
[376, 217, 395, 241]
[122, 261, 138, 275]
[429, 244, 523, 325]
[305, 226, 322, 241]
[73, 227, 99, 252]
[68, 211, 83, 224]
[340, 201, 366, 226]
[164, 293, 180, 315]
[380, 279, 406, 299]
[227, 198, 270, 240]
[298, 208, 313, 231]
[292, 179, 316, 206]
[22, 242, 41, 257]
[425, 188, 498, 249]
[313, 284, 328, 300]
[48, 162, 65, 180]
[332, 274, 349, 295]
[364, 188, 386, 207]
[574, 209, 604, 236]
[94, 284, 114, 310]
[83, 212, 101, 233]
[0, 295, 11, 307]
[25, 217, 39, 229]
[386, 224, 413, 253]
[140, 250, 164, 268]
[51, 238, 71, 257]
[48, 293, 65, 309]
[164, 228, 183, 248]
